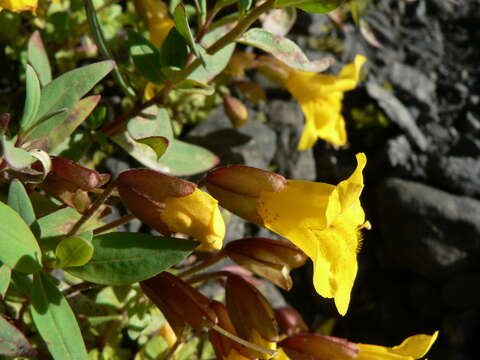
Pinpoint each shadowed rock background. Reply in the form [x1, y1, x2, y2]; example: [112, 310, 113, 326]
[183, 1, 480, 359]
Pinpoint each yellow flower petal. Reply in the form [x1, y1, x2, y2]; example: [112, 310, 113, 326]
[281, 55, 366, 149]
[137, 0, 174, 47]
[358, 331, 439, 360]
[258, 153, 367, 315]
[0, 0, 37, 13]
[161, 188, 225, 251]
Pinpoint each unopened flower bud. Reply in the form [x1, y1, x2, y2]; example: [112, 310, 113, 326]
[204, 165, 286, 225]
[225, 238, 307, 290]
[223, 95, 248, 128]
[38, 156, 110, 213]
[118, 169, 225, 250]
[274, 307, 308, 336]
[226, 274, 279, 359]
[280, 333, 359, 360]
[140, 272, 217, 336]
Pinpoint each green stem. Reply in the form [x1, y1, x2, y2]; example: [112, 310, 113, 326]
[84, 0, 136, 99]
[178, 251, 226, 278]
[176, 0, 275, 81]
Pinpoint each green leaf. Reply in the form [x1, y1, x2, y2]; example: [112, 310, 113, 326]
[112, 107, 172, 169]
[127, 30, 165, 84]
[22, 60, 114, 143]
[20, 64, 42, 133]
[158, 139, 219, 176]
[275, 0, 343, 13]
[27, 31, 52, 86]
[1, 134, 35, 169]
[0, 263, 11, 299]
[8, 179, 36, 226]
[238, 28, 334, 72]
[30, 272, 88, 360]
[29, 95, 101, 152]
[67, 232, 197, 285]
[188, 25, 235, 83]
[159, 27, 189, 71]
[0, 315, 36, 357]
[55, 236, 94, 268]
[0, 201, 42, 273]
[173, 4, 205, 66]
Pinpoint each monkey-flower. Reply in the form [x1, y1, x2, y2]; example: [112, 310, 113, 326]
[0, 0, 37, 13]
[118, 169, 225, 251]
[258, 55, 366, 150]
[205, 153, 368, 315]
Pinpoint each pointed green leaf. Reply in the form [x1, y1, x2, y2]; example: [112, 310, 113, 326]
[67, 232, 197, 285]
[1, 134, 35, 169]
[0, 263, 11, 299]
[157, 139, 219, 176]
[20, 64, 42, 133]
[238, 28, 334, 72]
[275, 0, 343, 13]
[0, 315, 36, 357]
[30, 272, 88, 360]
[173, 4, 206, 66]
[159, 28, 189, 72]
[55, 236, 94, 268]
[135, 137, 169, 160]
[188, 25, 235, 83]
[8, 179, 36, 226]
[27, 31, 52, 86]
[0, 201, 42, 273]
[127, 30, 165, 84]
[27, 95, 101, 152]
[22, 61, 114, 143]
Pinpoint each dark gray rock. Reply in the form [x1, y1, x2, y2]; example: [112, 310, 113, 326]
[427, 156, 480, 197]
[442, 310, 479, 348]
[442, 272, 480, 309]
[266, 100, 316, 180]
[384, 135, 428, 179]
[377, 178, 480, 278]
[366, 81, 428, 151]
[389, 62, 436, 105]
[187, 107, 276, 170]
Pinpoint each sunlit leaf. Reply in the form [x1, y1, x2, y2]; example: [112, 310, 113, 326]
[27, 31, 52, 86]
[56, 236, 94, 268]
[238, 28, 334, 72]
[30, 272, 88, 360]
[67, 232, 197, 285]
[20, 64, 42, 133]
[0, 315, 36, 358]
[8, 179, 36, 226]
[0, 201, 42, 273]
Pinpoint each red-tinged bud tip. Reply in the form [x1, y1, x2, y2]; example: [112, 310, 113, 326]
[223, 95, 248, 129]
[274, 307, 309, 336]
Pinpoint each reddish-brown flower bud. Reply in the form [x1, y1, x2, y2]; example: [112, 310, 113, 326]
[225, 238, 307, 290]
[223, 95, 249, 129]
[204, 165, 286, 225]
[279, 333, 359, 360]
[225, 275, 278, 359]
[118, 169, 225, 249]
[235, 80, 267, 104]
[140, 272, 217, 337]
[274, 307, 308, 336]
[209, 301, 253, 360]
[38, 156, 110, 213]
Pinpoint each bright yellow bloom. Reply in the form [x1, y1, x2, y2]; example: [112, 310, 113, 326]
[260, 55, 366, 150]
[161, 188, 225, 251]
[257, 153, 367, 315]
[136, 0, 174, 47]
[0, 0, 37, 13]
[358, 331, 439, 360]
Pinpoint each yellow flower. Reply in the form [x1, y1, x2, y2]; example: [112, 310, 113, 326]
[117, 169, 225, 251]
[357, 331, 439, 360]
[136, 0, 174, 47]
[259, 55, 366, 150]
[0, 0, 37, 13]
[205, 153, 368, 315]
[161, 188, 225, 251]
[257, 153, 367, 315]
